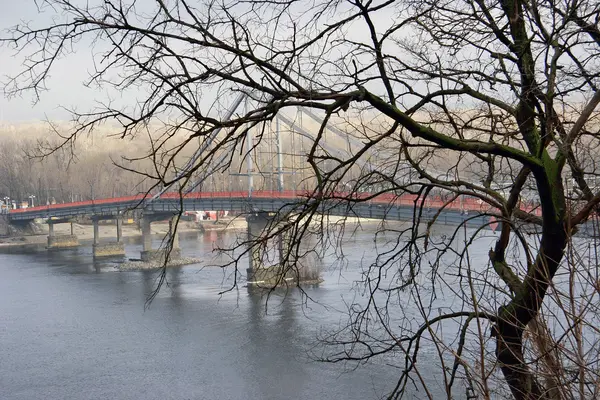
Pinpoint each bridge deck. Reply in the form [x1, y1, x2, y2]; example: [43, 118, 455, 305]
[7, 191, 540, 225]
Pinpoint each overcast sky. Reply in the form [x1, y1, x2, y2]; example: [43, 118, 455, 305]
[0, 1, 104, 122]
[0, 1, 373, 124]
[0, 1, 439, 124]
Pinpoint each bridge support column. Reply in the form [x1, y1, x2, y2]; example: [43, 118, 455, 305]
[169, 216, 180, 250]
[246, 212, 321, 288]
[116, 217, 123, 243]
[140, 215, 181, 262]
[93, 219, 99, 245]
[141, 216, 152, 253]
[47, 220, 79, 250]
[92, 217, 125, 258]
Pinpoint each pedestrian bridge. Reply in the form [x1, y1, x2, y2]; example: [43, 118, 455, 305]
[4, 190, 531, 287]
[8, 190, 499, 222]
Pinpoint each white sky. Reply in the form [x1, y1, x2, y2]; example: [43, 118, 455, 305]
[0, 1, 388, 124]
[0, 1, 108, 122]
[0, 0, 547, 125]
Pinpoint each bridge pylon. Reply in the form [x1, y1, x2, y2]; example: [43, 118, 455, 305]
[140, 213, 181, 262]
[91, 215, 126, 258]
[245, 212, 321, 289]
[47, 219, 79, 250]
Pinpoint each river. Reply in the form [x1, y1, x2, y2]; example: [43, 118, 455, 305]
[1, 225, 489, 399]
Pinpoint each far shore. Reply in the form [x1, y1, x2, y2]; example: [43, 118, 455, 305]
[0, 217, 248, 248]
[0, 214, 392, 249]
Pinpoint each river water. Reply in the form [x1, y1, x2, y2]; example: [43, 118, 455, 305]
[1, 225, 492, 399]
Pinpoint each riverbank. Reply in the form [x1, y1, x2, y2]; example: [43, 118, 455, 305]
[0, 217, 248, 248]
[0, 214, 393, 250]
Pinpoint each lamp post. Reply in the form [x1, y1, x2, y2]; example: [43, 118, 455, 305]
[28, 195, 36, 208]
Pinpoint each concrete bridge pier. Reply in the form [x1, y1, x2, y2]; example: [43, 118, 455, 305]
[246, 212, 321, 288]
[92, 216, 126, 258]
[47, 219, 79, 249]
[140, 214, 181, 262]
[169, 217, 180, 250]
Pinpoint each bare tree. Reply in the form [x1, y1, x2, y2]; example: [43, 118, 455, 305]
[2, 0, 600, 398]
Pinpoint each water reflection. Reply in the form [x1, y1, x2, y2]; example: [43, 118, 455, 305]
[246, 290, 310, 399]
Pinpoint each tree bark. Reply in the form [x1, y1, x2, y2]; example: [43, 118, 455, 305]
[494, 192, 567, 399]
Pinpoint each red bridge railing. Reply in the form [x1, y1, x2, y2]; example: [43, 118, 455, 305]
[8, 190, 543, 217]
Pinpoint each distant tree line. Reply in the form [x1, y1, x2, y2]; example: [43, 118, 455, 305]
[0, 136, 144, 205]
[0, 123, 364, 205]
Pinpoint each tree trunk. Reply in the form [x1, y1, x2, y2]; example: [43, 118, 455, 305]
[493, 155, 567, 398]
[496, 324, 545, 399]
[494, 220, 567, 399]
